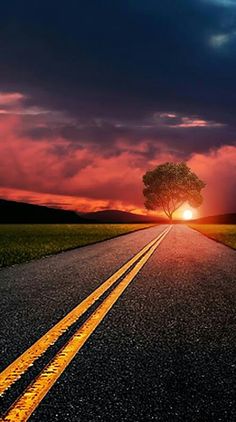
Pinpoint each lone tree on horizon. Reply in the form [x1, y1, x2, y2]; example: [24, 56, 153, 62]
[143, 162, 205, 222]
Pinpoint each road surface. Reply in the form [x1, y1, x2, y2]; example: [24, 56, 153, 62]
[0, 225, 235, 421]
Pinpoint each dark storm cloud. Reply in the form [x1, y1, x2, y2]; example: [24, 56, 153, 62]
[24, 116, 235, 160]
[1, 0, 236, 152]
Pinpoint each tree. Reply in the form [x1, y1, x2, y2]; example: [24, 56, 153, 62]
[143, 162, 205, 223]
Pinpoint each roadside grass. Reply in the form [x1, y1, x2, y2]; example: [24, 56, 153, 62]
[189, 224, 236, 249]
[0, 224, 155, 268]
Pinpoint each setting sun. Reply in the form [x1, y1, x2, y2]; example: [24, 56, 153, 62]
[183, 209, 193, 220]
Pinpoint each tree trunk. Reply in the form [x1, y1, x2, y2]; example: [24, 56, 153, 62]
[169, 214, 173, 224]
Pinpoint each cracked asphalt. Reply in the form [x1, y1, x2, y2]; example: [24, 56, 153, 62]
[0, 225, 235, 421]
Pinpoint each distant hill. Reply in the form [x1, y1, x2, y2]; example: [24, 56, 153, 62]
[191, 213, 236, 224]
[0, 199, 87, 223]
[4, 199, 234, 225]
[84, 209, 165, 223]
[0, 200, 164, 224]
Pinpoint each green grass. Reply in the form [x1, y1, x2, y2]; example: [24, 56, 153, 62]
[189, 224, 236, 249]
[0, 224, 154, 268]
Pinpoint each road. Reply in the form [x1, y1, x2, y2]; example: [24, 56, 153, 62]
[0, 225, 235, 421]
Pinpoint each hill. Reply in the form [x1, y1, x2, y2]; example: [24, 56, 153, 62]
[191, 213, 236, 224]
[0, 199, 87, 224]
[84, 210, 165, 223]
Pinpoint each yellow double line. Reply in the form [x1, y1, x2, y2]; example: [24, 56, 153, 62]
[0, 225, 171, 421]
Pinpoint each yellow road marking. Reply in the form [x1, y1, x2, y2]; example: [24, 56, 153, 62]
[0, 226, 169, 396]
[2, 226, 171, 421]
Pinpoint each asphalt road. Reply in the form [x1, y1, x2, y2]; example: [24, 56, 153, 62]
[0, 225, 235, 421]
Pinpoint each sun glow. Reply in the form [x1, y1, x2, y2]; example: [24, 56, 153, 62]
[183, 209, 193, 220]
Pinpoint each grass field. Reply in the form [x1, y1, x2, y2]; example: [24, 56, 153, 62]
[189, 224, 236, 249]
[0, 224, 154, 268]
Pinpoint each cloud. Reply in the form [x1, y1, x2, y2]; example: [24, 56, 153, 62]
[0, 187, 124, 213]
[0, 113, 175, 211]
[0, 111, 235, 215]
[0, 2, 235, 215]
[154, 112, 224, 128]
[0, 92, 24, 106]
[0, 0, 236, 126]
[209, 33, 231, 47]
[189, 145, 236, 214]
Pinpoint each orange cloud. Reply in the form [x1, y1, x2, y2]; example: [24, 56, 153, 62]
[0, 187, 135, 213]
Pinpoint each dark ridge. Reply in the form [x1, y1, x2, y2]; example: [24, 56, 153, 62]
[83, 209, 166, 224]
[0, 199, 88, 224]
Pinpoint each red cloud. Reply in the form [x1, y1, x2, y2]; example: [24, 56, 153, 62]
[188, 145, 236, 215]
[0, 92, 24, 106]
[0, 111, 235, 216]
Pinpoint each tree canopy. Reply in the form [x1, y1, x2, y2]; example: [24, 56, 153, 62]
[143, 162, 205, 221]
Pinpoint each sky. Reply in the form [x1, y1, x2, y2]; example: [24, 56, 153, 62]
[0, 0, 236, 217]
